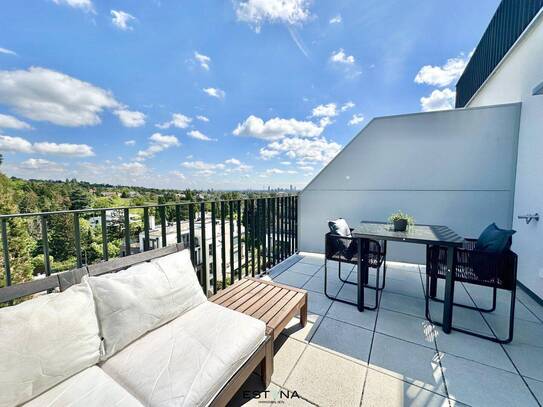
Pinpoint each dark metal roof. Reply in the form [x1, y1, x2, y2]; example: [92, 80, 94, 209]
[455, 0, 543, 108]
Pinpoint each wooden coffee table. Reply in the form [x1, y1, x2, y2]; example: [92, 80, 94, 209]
[210, 277, 308, 340]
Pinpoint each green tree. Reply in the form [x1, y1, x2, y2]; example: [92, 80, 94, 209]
[0, 173, 35, 286]
[69, 187, 91, 210]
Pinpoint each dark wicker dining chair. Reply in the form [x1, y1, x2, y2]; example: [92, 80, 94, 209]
[425, 239, 518, 343]
[324, 230, 387, 310]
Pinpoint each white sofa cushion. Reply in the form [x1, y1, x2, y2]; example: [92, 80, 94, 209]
[101, 301, 266, 407]
[24, 366, 143, 407]
[86, 250, 206, 359]
[0, 282, 101, 407]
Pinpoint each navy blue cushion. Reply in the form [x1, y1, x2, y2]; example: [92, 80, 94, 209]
[474, 223, 515, 253]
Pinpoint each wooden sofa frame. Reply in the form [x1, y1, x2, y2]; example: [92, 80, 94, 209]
[0, 244, 273, 407]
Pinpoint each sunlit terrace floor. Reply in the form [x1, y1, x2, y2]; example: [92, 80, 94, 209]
[230, 253, 543, 407]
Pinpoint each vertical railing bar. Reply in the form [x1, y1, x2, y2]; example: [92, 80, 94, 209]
[101, 210, 108, 261]
[262, 198, 267, 272]
[273, 197, 277, 266]
[256, 199, 261, 274]
[41, 215, 51, 276]
[285, 196, 289, 259]
[123, 208, 131, 257]
[143, 207, 150, 251]
[282, 197, 286, 261]
[244, 200, 249, 276]
[290, 196, 294, 255]
[278, 197, 282, 261]
[294, 196, 298, 252]
[189, 203, 196, 267]
[229, 202, 234, 284]
[1, 220, 11, 286]
[237, 200, 242, 280]
[74, 213, 82, 267]
[175, 204, 181, 244]
[220, 201, 226, 289]
[211, 202, 217, 294]
[160, 206, 167, 248]
[251, 199, 256, 277]
[200, 202, 207, 294]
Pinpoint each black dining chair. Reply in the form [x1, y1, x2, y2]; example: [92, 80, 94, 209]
[425, 238, 518, 343]
[324, 230, 387, 310]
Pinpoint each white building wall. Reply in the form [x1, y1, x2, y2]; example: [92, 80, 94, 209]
[299, 104, 521, 263]
[510, 94, 543, 298]
[468, 13, 543, 107]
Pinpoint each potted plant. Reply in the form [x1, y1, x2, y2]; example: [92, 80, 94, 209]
[388, 211, 414, 232]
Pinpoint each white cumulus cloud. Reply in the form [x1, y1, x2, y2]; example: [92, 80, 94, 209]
[156, 113, 192, 129]
[264, 137, 341, 163]
[0, 135, 94, 156]
[330, 48, 355, 65]
[0, 113, 32, 130]
[312, 103, 337, 118]
[111, 10, 136, 30]
[19, 158, 65, 172]
[420, 88, 456, 112]
[194, 52, 211, 71]
[137, 133, 180, 160]
[52, 0, 94, 12]
[203, 87, 225, 99]
[187, 130, 215, 142]
[0, 67, 139, 127]
[234, 0, 312, 32]
[348, 113, 364, 125]
[414, 52, 471, 87]
[233, 115, 323, 141]
[114, 109, 146, 127]
[196, 115, 209, 122]
[329, 15, 342, 24]
[0, 47, 17, 56]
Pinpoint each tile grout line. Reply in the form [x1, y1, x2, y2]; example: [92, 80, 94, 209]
[462, 284, 542, 407]
[416, 264, 454, 407]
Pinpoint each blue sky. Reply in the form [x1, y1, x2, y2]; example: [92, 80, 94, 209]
[0, 0, 499, 190]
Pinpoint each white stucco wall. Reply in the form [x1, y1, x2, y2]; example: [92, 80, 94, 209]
[468, 12, 543, 107]
[298, 104, 521, 263]
[511, 94, 543, 298]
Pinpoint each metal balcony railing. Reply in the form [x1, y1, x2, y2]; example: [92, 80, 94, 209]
[0, 195, 298, 297]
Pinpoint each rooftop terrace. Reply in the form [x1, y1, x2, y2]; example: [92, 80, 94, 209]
[230, 253, 543, 407]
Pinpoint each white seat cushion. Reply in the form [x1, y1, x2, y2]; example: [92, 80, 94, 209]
[85, 250, 206, 359]
[24, 366, 143, 407]
[101, 301, 266, 407]
[0, 282, 101, 407]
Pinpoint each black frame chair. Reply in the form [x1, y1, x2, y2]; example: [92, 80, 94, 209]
[324, 231, 387, 310]
[425, 239, 518, 343]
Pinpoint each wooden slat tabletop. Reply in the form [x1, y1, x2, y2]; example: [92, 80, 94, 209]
[210, 277, 307, 340]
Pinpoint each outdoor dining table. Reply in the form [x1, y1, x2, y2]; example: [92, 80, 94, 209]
[352, 221, 464, 334]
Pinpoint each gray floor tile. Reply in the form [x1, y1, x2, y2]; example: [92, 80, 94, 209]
[285, 345, 367, 407]
[310, 317, 373, 364]
[486, 313, 543, 347]
[386, 276, 425, 299]
[428, 301, 494, 336]
[524, 377, 543, 405]
[504, 341, 543, 381]
[281, 314, 323, 343]
[361, 369, 450, 407]
[326, 300, 378, 330]
[288, 262, 322, 276]
[297, 253, 326, 266]
[369, 333, 447, 396]
[376, 309, 436, 348]
[434, 329, 515, 372]
[302, 272, 342, 296]
[380, 291, 427, 319]
[336, 282, 381, 308]
[272, 336, 307, 386]
[306, 291, 334, 316]
[440, 352, 538, 407]
[273, 270, 312, 288]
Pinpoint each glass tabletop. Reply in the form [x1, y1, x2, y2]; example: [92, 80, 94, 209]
[352, 221, 464, 247]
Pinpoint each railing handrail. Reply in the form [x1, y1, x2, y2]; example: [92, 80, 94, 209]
[0, 193, 299, 220]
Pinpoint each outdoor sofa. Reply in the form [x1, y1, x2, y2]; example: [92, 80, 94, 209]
[0, 244, 273, 407]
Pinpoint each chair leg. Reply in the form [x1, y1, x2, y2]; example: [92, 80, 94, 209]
[428, 282, 498, 312]
[429, 275, 437, 298]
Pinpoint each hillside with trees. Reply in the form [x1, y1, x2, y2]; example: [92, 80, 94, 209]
[0, 154, 284, 288]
